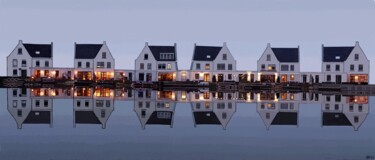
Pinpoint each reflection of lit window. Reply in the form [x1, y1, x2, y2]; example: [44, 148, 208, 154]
[290, 94, 294, 100]
[354, 116, 359, 123]
[203, 92, 210, 99]
[290, 74, 295, 81]
[205, 102, 210, 108]
[281, 93, 287, 100]
[181, 92, 186, 100]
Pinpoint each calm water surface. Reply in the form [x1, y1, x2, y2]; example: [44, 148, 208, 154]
[0, 88, 374, 160]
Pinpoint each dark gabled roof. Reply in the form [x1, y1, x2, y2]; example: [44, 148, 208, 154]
[23, 43, 52, 58]
[323, 46, 354, 62]
[146, 111, 173, 125]
[75, 44, 103, 59]
[75, 111, 100, 124]
[148, 46, 176, 61]
[271, 48, 299, 63]
[194, 112, 220, 125]
[271, 112, 298, 125]
[193, 46, 222, 61]
[24, 111, 51, 124]
[322, 113, 351, 126]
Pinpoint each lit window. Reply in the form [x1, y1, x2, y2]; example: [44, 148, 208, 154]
[167, 63, 172, 70]
[205, 64, 210, 70]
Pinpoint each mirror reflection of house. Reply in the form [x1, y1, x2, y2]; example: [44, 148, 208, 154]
[134, 90, 176, 129]
[322, 95, 369, 131]
[73, 87, 114, 129]
[190, 91, 236, 130]
[7, 88, 53, 129]
[257, 92, 299, 130]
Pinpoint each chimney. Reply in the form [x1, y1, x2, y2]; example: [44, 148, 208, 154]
[355, 41, 359, 46]
[267, 43, 271, 47]
[223, 42, 227, 46]
[103, 41, 106, 45]
[19, 40, 23, 44]
[145, 42, 149, 46]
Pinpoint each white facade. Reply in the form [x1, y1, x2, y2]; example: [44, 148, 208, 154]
[7, 40, 53, 77]
[190, 43, 237, 82]
[257, 44, 300, 83]
[74, 42, 115, 81]
[135, 43, 178, 82]
[322, 42, 370, 83]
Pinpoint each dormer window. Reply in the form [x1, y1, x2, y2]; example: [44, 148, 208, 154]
[144, 54, 148, 60]
[102, 52, 107, 59]
[18, 48, 22, 54]
[160, 53, 174, 60]
[335, 56, 340, 60]
[207, 55, 211, 59]
[223, 54, 227, 60]
[35, 51, 40, 54]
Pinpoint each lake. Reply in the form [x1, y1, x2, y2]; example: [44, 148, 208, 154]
[0, 87, 374, 160]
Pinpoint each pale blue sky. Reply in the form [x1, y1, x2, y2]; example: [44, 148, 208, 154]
[1, 0, 375, 81]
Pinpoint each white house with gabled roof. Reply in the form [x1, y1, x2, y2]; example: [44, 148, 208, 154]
[257, 43, 300, 83]
[190, 42, 237, 82]
[7, 40, 53, 77]
[74, 41, 115, 81]
[135, 42, 178, 82]
[322, 41, 369, 84]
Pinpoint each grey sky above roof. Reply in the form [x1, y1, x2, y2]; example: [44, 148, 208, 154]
[271, 48, 299, 63]
[75, 44, 103, 59]
[0, 0, 374, 82]
[148, 46, 176, 61]
[23, 43, 52, 58]
[322, 46, 354, 62]
[193, 46, 222, 61]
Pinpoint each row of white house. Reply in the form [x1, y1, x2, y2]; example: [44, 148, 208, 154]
[8, 88, 368, 130]
[6, 40, 370, 83]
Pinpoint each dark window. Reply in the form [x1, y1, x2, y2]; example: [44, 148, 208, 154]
[354, 116, 359, 123]
[326, 96, 331, 102]
[107, 62, 111, 68]
[86, 62, 90, 68]
[140, 63, 144, 70]
[354, 54, 359, 61]
[77, 100, 81, 107]
[290, 65, 295, 71]
[102, 52, 106, 59]
[223, 54, 227, 60]
[139, 73, 144, 81]
[261, 64, 265, 70]
[326, 65, 330, 71]
[21, 60, 26, 67]
[196, 63, 201, 70]
[101, 110, 105, 118]
[144, 54, 148, 60]
[17, 110, 22, 117]
[350, 65, 354, 71]
[13, 69, 18, 76]
[96, 62, 104, 68]
[13, 89, 17, 96]
[36, 100, 40, 107]
[217, 64, 225, 70]
[335, 65, 340, 71]
[334, 104, 339, 110]
[147, 63, 151, 70]
[228, 64, 233, 70]
[359, 105, 363, 112]
[359, 65, 363, 71]
[85, 101, 89, 107]
[45, 61, 49, 67]
[266, 54, 271, 61]
[335, 95, 341, 102]
[18, 48, 22, 54]
[44, 100, 48, 107]
[78, 62, 82, 68]
[281, 65, 289, 71]
[327, 75, 331, 82]
[36, 61, 40, 67]
[349, 105, 353, 112]
[158, 64, 166, 70]
[228, 74, 232, 80]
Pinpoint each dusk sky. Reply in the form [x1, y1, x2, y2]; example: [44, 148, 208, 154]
[1, 0, 374, 81]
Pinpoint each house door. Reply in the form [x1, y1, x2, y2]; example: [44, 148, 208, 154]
[250, 74, 254, 83]
[218, 74, 224, 82]
[21, 70, 27, 78]
[315, 75, 319, 83]
[302, 75, 307, 83]
[128, 72, 133, 81]
[204, 74, 210, 82]
[336, 75, 342, 84]
[146, 73, 152, 82]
